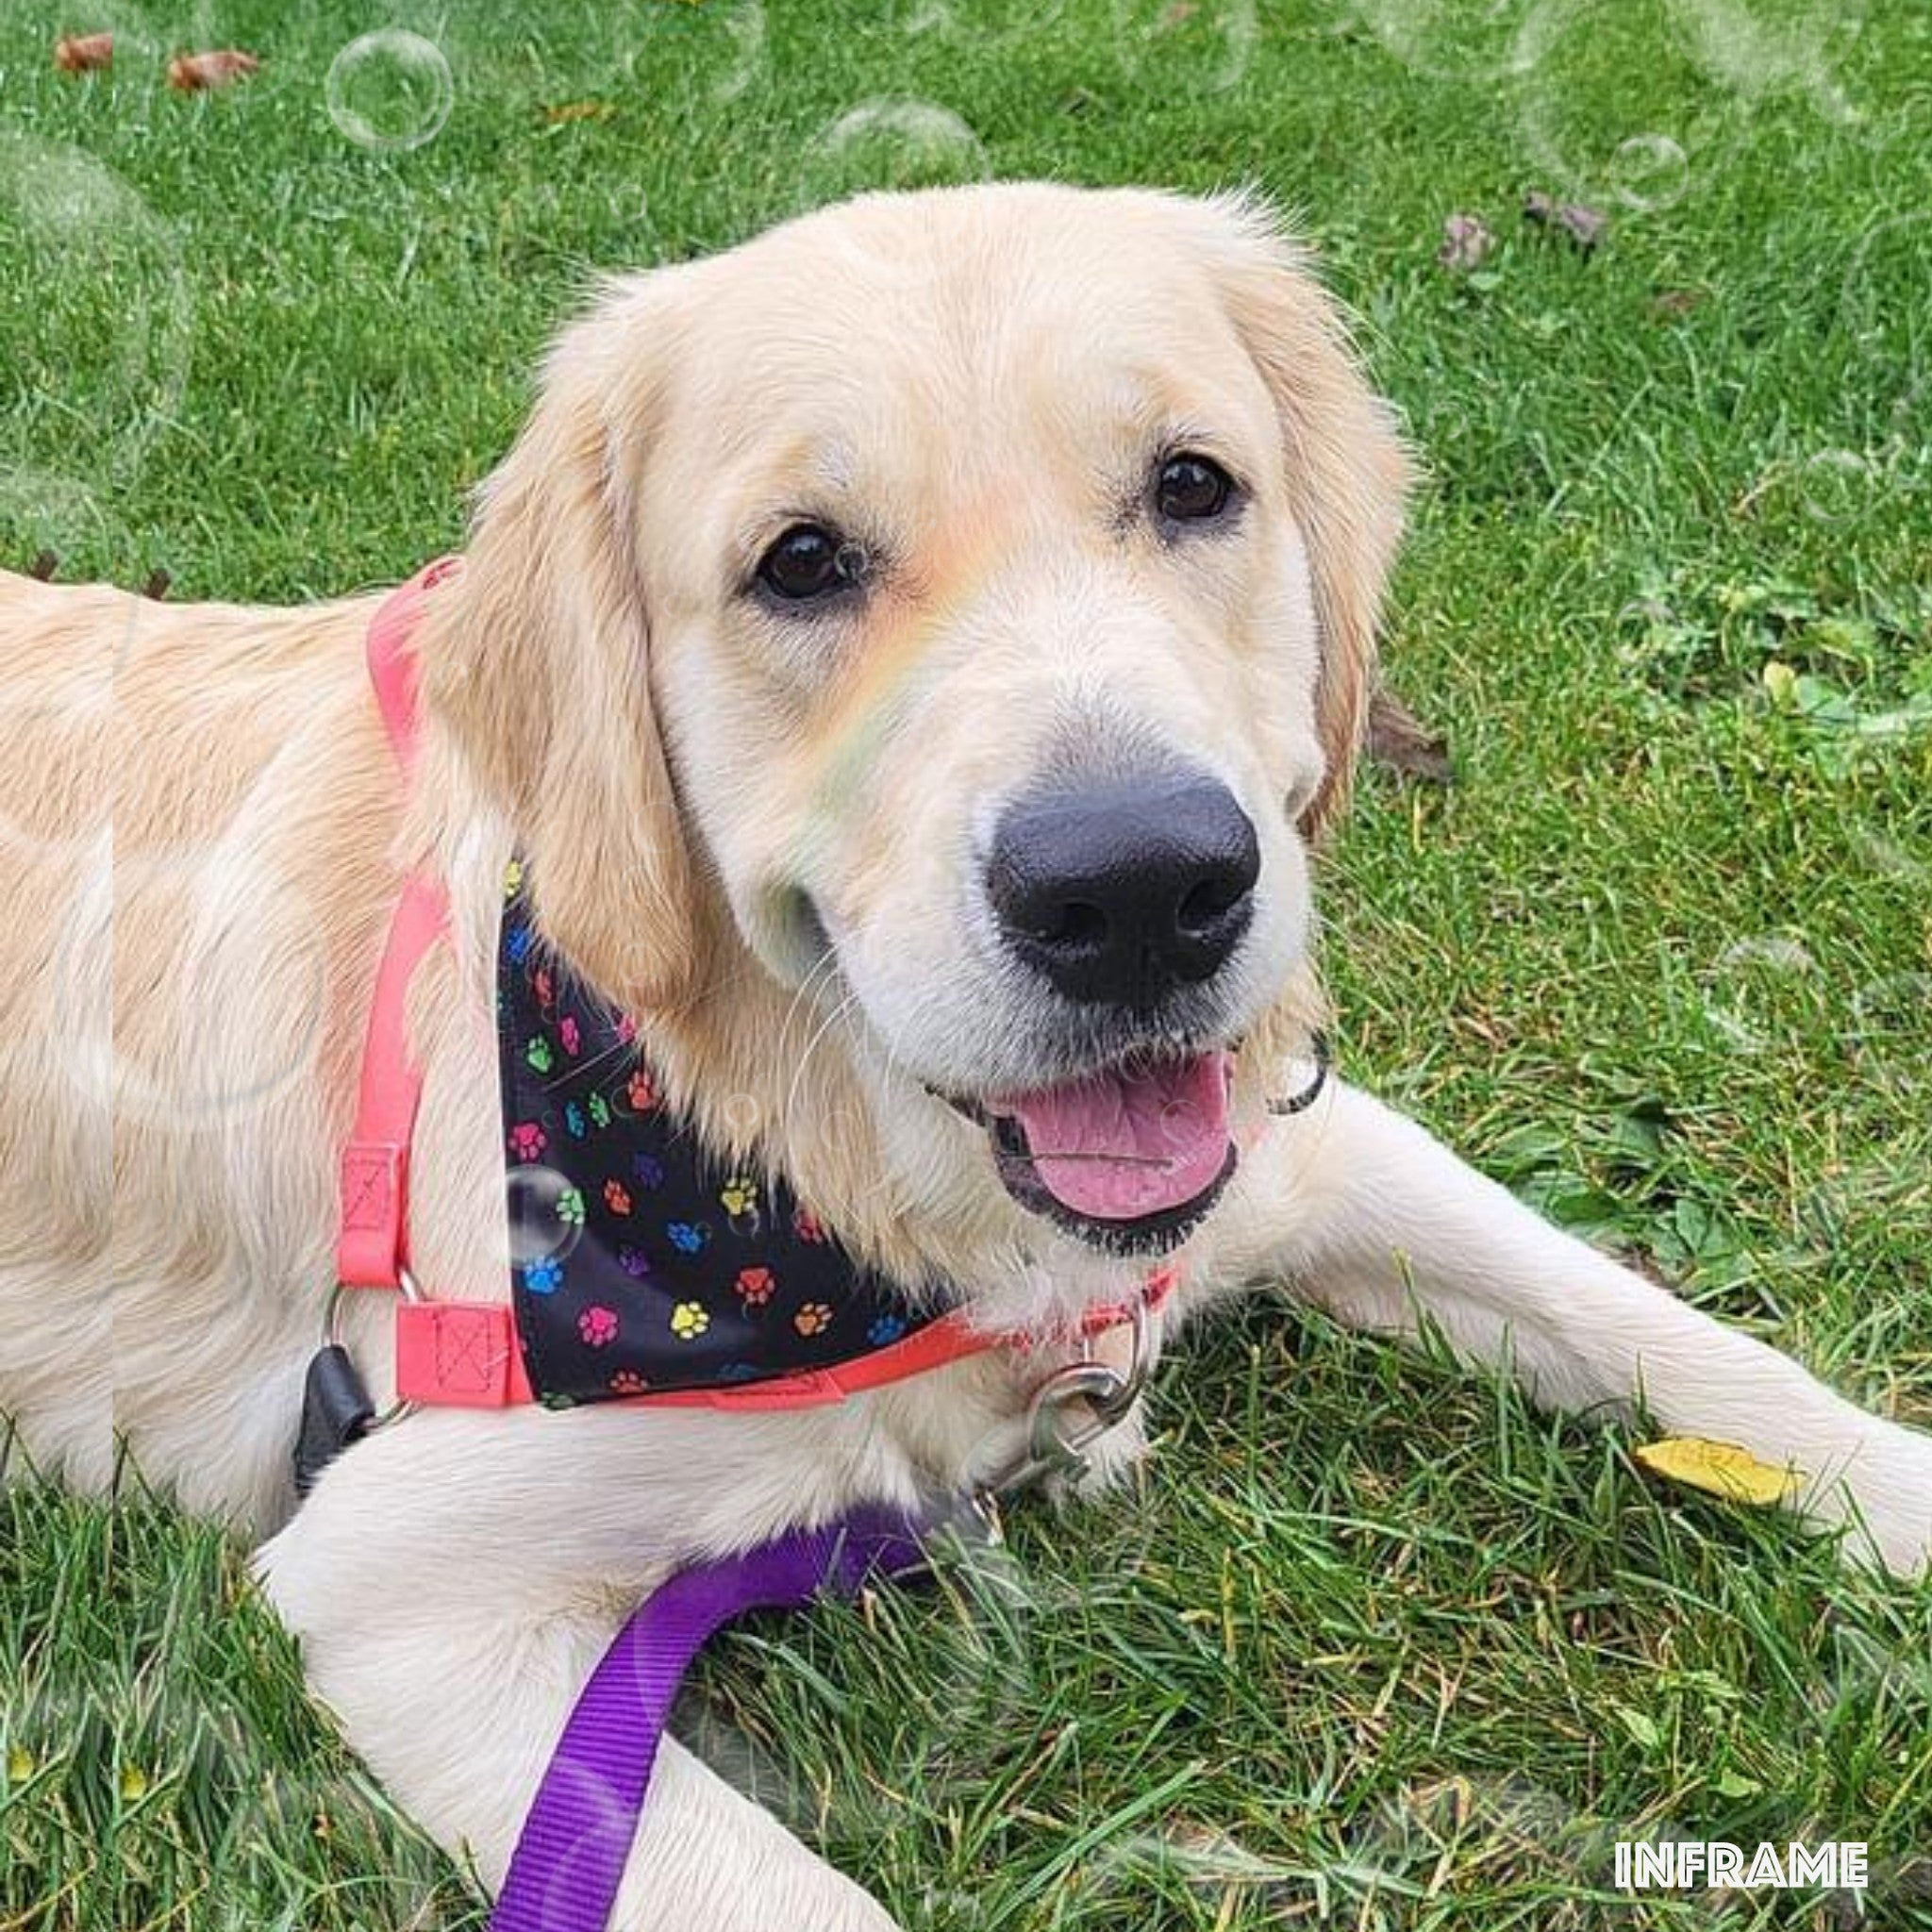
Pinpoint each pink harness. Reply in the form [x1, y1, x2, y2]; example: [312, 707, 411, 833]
[334, 559, 1174, 1417]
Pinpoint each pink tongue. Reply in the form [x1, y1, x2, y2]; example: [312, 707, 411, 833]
[999, 1050, 1233, 1221]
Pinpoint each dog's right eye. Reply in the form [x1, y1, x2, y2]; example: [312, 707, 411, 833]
[756, 524, 859, 603]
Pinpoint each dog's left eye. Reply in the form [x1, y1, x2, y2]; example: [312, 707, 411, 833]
[1155, 454, 1237, 524]
[756, 524, 862, 603]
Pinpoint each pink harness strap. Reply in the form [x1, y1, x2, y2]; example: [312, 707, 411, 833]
[335, 558, 462, 1291]
[339, 563, 1174, 1412]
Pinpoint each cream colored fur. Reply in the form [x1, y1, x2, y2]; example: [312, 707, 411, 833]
[2, 184, 1926, 1931]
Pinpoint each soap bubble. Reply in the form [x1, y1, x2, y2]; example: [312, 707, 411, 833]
[1347, 0, 1545, 82]
[1795, 447, 1876, 525]
[92, 848, 331, 1128]
[1667, 0, 1866, 122]
[1848, 824, 1930, 886]
[1700, 935, 1818, 1055]
[710, 0, 766, 102]
[507, 1164, 588, 1266]
[0, 132, 192, 495]
[1845, 973, 1932, 1104]
[797, 99, 989, 211]
[1607, 133, 1690, 209]
[325, 30, 455, 153]
[1108, 0, 1258, 93]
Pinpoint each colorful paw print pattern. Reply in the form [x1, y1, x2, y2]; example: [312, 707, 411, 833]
[498, 874, 936, 1407]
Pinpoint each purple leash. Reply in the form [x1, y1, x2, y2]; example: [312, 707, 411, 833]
[490, 1505, 936, 1932]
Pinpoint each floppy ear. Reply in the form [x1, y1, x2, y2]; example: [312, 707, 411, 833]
[1200, 194, 1411, 840]
[418, 278, 701, 1009]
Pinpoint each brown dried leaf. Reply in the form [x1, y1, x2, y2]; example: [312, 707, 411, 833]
[1366, 689, 1452, 784]
[167, 49, 259, 92]
[1524, 191, 1607, 251]
[1437, 213, 1494, 274]
[542, 99, 617, 124]
[54, 32, 113, 73]
[1649, 288, 1705, 318]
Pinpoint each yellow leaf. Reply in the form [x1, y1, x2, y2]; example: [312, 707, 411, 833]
[120, 1764, 149, 1802]
[7, 1746, 32, 1783]
[1762, 660, 1797, 707]
[1635, 1438, 1801, 1507]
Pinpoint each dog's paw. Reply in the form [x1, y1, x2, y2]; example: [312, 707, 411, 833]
[1819, 1423, 1932, 1581]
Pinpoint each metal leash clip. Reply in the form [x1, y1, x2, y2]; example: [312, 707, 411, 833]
[991, 1294, 1156, 1496]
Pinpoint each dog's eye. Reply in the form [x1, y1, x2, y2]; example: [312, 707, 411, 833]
[756, 524, 860, 603]
[1155, 454, 1236, 525]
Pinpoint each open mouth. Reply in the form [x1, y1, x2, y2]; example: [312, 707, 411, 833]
[954, 1048, 1240, 1255]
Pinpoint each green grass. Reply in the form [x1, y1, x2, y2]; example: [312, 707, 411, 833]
[4, 0, 1930, 1924]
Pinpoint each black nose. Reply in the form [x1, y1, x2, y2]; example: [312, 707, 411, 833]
[986, 774, 1260, 1007]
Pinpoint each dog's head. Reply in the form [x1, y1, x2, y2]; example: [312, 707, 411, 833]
[425, 184, 1407, 1269]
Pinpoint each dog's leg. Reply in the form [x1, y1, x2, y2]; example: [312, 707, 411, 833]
[257, 1428, 903, 1932]
[1210, 1082, 1932, 1576]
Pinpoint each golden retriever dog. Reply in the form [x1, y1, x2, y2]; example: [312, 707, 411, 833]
[4, 183, 1929, 1930]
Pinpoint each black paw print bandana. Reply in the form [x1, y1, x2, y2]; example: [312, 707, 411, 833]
[496, 869, 941, 1407]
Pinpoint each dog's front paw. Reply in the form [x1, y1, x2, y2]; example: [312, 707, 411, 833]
[1821, 1423, 1932, 1580]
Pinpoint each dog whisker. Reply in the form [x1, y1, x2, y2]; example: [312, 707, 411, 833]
[782, 979, 863, 1139]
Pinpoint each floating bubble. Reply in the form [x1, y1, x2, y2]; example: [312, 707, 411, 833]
[1837, 211, 1931, 345]
[325, 30, 455, 153]
[1514, 0, 1734, 210]
[1848, 824, 1930, 885]
[1607, 132, 1690, 210]
[94, 847, 333, 1128]
[1845, 973, 1932, 1101]
[1350, 0, 1547, 82]
[507, 1164, 588, 1266]
[1667, 0, 1865, 120]
[710, 0, 766, 103]
[1700, 935, 1818, 1054]
[1795, 446, 1875, 525]
[1339, 1773, 1614, 1909]
[0, 471, 129, 631]
[882, 0, 1069, 51]
[1833, 215, 1929, 445]
[686, 1519, 1042, 1867]
[1795, 1155, 1916, 1246]
[1109, 0, 1258, 93]
[798, 99, 989, 208]
[0, 134, 192, 495]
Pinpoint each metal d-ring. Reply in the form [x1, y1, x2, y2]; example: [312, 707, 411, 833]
[323, 1267, 423, 1433]
[994, 1295, 1156, 1496]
